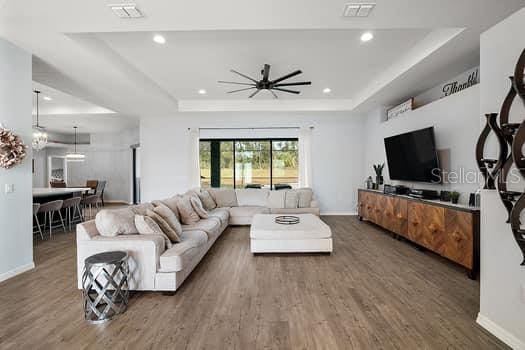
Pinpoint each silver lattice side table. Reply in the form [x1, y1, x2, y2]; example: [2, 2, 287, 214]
[82, 251, 129, 324]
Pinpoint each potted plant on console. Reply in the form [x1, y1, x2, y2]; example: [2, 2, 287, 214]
[450, 191, 460, 204]
[373, 163, 385, 189]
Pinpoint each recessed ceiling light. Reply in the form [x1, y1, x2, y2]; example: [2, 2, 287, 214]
[198, 89, 207, 95]
[323, 88, 331, 94]
[360, 32, 374, 42]
[153, 34, 166, 44]
[43, 96, 52, 101]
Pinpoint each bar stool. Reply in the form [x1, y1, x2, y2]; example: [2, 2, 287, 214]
[33, 203, 44, 240]
[63, 197, 84, 231]
[39, 200, 66, 238]
[82, 195, 101, 220]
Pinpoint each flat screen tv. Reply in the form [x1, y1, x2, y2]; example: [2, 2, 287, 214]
[384, 127, 441, 183]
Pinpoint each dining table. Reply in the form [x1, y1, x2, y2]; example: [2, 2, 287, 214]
[32, 187, 92, 204]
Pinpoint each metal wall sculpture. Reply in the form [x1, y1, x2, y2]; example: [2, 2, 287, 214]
[476, 48, 525, 265]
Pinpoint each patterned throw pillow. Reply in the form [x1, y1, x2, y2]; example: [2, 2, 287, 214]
[176, 195, 201, 225]
[146, 209, 181, 243]
[284, 190, 299, 209]
[135, 215, 172, 249]
[198, 190, 216, 211]
[190, 196, 209, 219]
[153, 203, 183, 237]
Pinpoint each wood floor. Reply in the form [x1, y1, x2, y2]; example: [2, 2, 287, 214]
[0, 216, 507, 350]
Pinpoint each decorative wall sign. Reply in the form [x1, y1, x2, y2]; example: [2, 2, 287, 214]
[476, 48, 525, 266]
[387, 98, 414, 120]
[442, 68, 479, 97]
[0, 126, 28, 169]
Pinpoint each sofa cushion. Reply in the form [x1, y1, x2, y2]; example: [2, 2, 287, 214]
[131, 202, 155, 215]
[284, 191, 299, 209]
[190, 196, 209, 219]
[267, 190, 285, 209]
[296, 188, 314, 208]
[146, 209, 181, 243]
[135, 214, 172, 249]
[198, 190, 217, 211]
[182, 218, 222, 240]
[95, 207, 137, 237]
[153, 203, 183, 238]
[208, 208, 230, 225]
[159, 231, 208, 272]
[153, 196, 181, 220]
[177, 195, 200, 225]
[209, 189, 238, 207]
[229, 206, 270, 218]
[235, 189, 270, 207]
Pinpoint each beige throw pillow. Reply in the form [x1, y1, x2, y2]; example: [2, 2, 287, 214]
[176, 196, 201, 225]
[153, 203, 183, 237]
[190, 196, 209, 219]
[198, 190, 216, 211]
[153, 196, 181, 220]
[95, 208, 137, 237]
[296, 189, 313, 208]
[210, 189, 238, 207]
[284, 190, 299, 209]
[146, 209, 181, 243]
[131, 202, 155, 215]
[135, 215, 172, 249]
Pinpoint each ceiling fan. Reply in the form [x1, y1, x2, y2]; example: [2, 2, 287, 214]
[218, 64, 311, 98]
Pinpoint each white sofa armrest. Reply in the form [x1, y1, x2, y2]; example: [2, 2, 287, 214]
[76, 221, 165, 290]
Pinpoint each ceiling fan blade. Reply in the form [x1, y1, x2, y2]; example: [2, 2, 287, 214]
[218, 81, 255, 86]
[230, 69, 258, 83]
[227, 87, 256, 93]
[270, 89, 278, 99]
[271, 70, 302, 84]
[249, 89, 261, 98]
[272, 87, 300, 94]
[262, 64, 270, 82]
[273, 81, 312, 87]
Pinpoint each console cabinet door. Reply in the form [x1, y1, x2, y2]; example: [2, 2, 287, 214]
[358, 191, 366, 219]
[374, 194, 386, 227]
[364, 192, 376, 223]
[393, 198, 408, 237]
[408, 202, 445, 250]
[442, 209, 474, 269]
[382, 196, 396, 231]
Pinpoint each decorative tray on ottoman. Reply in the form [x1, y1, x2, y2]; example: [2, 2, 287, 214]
[274, 215, 300, 225]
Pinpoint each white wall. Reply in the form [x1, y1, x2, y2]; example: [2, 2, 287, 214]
[363, 85, 481, 203]
[66, 128, 139, 203]
[140, 112, 364, 214]
[0, 39, 33, 281]
[478, 8, 525, 349]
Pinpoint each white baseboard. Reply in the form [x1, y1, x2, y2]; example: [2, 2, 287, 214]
[0, 262, 35, 283]
[477, 313, 525, 350]
[320, 211, 358, 216]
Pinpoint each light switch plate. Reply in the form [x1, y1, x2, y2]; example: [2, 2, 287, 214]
[5, 184, 14, 194]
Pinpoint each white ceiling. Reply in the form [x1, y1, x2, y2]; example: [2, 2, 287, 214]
[0, 0, 523, 116]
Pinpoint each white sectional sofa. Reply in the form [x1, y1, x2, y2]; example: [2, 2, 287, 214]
[77, 188, 319, 292]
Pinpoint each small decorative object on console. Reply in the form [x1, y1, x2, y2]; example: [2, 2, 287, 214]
[440, 191, 451, 202]
[373, 163, 384, 186]
[409, 189, 439, 200]
[275, 215, 300, 225]
[384, 184, 410, 195]
[0, 126, 28, 169]
[450, 191, 460, 204]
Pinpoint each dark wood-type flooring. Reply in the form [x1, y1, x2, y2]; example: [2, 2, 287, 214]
[0, 216, 508, 349]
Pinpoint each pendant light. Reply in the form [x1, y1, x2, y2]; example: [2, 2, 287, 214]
[32, 90, 48, 150]
[66, 126, 85, 162]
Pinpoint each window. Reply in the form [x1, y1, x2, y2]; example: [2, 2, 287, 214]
[199, 139, 298, 189]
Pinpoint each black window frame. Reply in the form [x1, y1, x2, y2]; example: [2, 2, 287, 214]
[199, 138, 299, 189]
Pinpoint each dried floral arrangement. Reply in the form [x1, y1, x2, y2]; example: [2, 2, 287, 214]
[0, 127, 28, 169]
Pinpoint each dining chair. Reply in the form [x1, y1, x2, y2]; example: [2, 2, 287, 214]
[39, 200, 66, 238]
[62, 197, 84, 231]
[50, 181, 66, 188]
[95, 180, 107, 206]
[82, 194, 101, 220]
[33, 203, 44, 240]
[85, 180, 98, 195]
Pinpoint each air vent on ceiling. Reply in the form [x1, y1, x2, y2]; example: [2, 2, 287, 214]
[108, 3, 144, 18]
[343, 3, 376, 17]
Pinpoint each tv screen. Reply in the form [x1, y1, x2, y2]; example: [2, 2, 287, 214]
[384, 127, 441, 183]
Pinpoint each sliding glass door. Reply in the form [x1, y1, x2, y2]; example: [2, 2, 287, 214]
[199, 139, 298, 189]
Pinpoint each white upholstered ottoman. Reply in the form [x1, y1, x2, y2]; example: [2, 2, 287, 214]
[250, 214, 333, 253]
